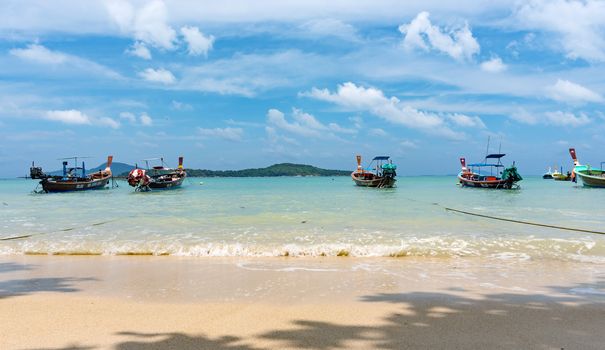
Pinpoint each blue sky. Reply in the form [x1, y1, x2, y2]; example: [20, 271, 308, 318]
[1, 0, 604, 177]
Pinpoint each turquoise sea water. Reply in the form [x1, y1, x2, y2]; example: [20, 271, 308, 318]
[1, 176, 604, 262]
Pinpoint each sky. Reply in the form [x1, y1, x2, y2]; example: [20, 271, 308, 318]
[1, 0, 604, 177]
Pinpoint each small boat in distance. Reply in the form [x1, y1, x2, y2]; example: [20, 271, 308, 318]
[30, 156, 113, 193]
[127, 157, 186, 191]
[351, 155, 397, 188]
[552, 166, 571, 181]
[569, 148, 605, 188]
[542, 167, 553, 179]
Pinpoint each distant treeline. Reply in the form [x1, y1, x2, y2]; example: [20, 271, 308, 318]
[185, 163, 350, 177]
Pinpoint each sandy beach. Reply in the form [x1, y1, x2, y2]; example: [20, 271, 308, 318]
[2, 256, 605, 349]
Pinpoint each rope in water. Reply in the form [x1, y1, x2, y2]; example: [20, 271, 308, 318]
[0, 218, 123, 241]
[442, 206, 605, 235]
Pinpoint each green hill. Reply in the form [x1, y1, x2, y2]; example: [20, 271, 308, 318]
[186, 163, 350, 177]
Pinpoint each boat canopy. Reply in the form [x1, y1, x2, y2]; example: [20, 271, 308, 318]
[372, 156, 390, 161]
[485, 154, 505, 159]
[467, 163, 504, 167]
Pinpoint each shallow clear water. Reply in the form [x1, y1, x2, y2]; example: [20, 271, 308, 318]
[1, 176, 604, 262]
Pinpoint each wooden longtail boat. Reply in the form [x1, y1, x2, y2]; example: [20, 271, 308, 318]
[457, 155, 522, 189]
[30, 156, 113, 193]
[552, 166, 572, 181]
[569, 148, 605, 188]
[127, 157, 186, 191]
[351, 155, 397, 188]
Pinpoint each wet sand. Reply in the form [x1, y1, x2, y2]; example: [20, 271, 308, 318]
[1, 256, 605, 349]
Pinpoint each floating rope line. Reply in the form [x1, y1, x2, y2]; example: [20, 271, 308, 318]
[0, 218, 124, 241]
[443, 206, 605, 235]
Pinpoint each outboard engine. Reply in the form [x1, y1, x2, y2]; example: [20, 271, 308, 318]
[29, 162, 46, 179]
[381, 163, 397, 179]
[127, 168, 151, 190]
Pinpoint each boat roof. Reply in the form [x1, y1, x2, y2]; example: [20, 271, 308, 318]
[485, 153, 505, 159]
[372, 156, 390, 161]
[468, 163, 504, 167]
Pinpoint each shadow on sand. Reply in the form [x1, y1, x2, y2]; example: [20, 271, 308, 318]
[18, 279, 605, 350]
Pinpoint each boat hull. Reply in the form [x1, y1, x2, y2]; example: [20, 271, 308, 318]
[457, 174, 516, 189]
[575, 171, 605, 188]
[351, 173, 396, 188]
[147, 176, 186, 189]
[41, 177, 110, 193]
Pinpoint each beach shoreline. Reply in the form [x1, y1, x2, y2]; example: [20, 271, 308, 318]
[2, 255, 605, 349]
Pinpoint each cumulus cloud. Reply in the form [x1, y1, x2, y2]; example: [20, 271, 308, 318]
[197, 127, 244, 141]
[545, 111, 590, 127]
[139, 113, 153, 126]
[302, 82, 465, 140]
[138, 68, 176, 84]
[9, 43, 121, 79]
[546, 79, 603, 104]
[480, 57, 507, 72]
[266, 108, 354, 138]
[126, 41, 152, 59]
[45, 110, 91, 125]
[399, 11, 480, 61]
[45, 109, 119, 128]
[180, 26, 214, 56]
[448, 113, 486, 128]
[106, 0, 177, 50]
[514, 0, 605, 62]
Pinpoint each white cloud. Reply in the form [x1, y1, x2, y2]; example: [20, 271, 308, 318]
[45, 109, 91, 125]
[302, 82, 464, 140]
[9, 43, 121, 79]
[399, 11, 480, 61]
[171, 100, 193, 111]
[510, 109, 539, 125]
[106, 0, 177, 50]
[480, 57, 506, 72]
[400, 140, 418, 149]
[510, 108, 591, 127]
[44, 109, 119, 128]
[299, 18, 359, 41]
[546, 79, 603, 104]
[266, 108, 322, 138]
[139, 113, 153, 126]
[545, 111, 590, 127]
[180, 26, 214, 56]
[448, 113, 486, 128]
[266, 108, 353, 138]
[514, 0, 605, 62]
[178, 50, 329, 97]
[265, 126, 299, 145]
[98, 116, 121, 129]
[126, 41, 152, 59]
[138, 68, 176, 84]
[10, 43, 66, 64]
[197, 127, 244, 141]
[369, 128, 388, 137]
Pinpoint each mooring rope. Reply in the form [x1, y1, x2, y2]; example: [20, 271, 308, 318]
[0, 218, 124, 241]
[442, 206, 605, 235]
